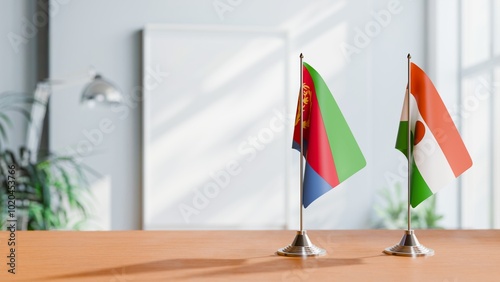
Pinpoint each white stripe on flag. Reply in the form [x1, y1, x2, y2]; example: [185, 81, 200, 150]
[411, 95, 456, 193]
[400, 89, 409, 122]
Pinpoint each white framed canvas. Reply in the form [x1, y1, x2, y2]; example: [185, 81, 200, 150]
[142, 24, 292, 229]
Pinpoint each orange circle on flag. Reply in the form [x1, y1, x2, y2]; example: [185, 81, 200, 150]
[414, 121, 425, 146]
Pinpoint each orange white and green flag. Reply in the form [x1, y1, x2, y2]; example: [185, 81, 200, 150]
[396, 63, 473, 208]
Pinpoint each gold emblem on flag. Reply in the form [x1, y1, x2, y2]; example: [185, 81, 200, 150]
[295, 83, 312, 129]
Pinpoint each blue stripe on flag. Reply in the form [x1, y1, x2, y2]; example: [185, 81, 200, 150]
[303, 163, 332, 208]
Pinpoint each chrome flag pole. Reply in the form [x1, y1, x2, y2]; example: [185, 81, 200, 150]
[383, 54, 434, 257]
[277, 53, 326, 257]
[300, 52, 304, 233]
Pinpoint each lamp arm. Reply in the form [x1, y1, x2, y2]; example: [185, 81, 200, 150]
[25, 67, 96, 161]
[25, 83, 51, 162]
[25, 67, 120, 161]
[44, 67, 97, 89]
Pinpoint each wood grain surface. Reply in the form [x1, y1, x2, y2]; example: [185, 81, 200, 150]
[0, 230, 499, 281]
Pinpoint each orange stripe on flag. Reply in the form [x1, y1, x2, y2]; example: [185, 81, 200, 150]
[410, 63, 472, 177]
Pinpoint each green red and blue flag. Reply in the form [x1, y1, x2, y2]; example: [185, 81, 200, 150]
[293, 62, 366, 208]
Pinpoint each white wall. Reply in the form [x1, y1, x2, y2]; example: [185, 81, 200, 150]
[428, 0, 500, 229]
[0, 0, 38, 149]
[49, 0, 426, 230]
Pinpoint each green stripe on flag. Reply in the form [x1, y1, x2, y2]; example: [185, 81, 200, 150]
[396, 121, 408, 158]
[303, 62, 366, 182]
[410, 163, 434, 208]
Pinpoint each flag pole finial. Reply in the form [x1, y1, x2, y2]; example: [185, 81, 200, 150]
[300, 53, 303, 59]
[407, 53, 411, 59]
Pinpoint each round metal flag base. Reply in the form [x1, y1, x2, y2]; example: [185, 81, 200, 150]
[277, 230, 326, 257]
[383, 230, 434, 257]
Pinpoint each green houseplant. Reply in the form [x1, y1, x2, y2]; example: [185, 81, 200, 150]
[0, 148, 93, 230]
[373, 182, 444, 229]
[0, 92, 94, 230]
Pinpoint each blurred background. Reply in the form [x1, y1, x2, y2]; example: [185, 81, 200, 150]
[0, 0, 498, 230]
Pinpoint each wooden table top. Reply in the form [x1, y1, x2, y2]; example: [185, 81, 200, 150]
[0, 230, 499, 281]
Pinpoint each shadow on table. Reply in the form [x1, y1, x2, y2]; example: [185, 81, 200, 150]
[45, 258, 248, 280]
[45, 255, 373, 280]
[181, 256, 368, 280]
